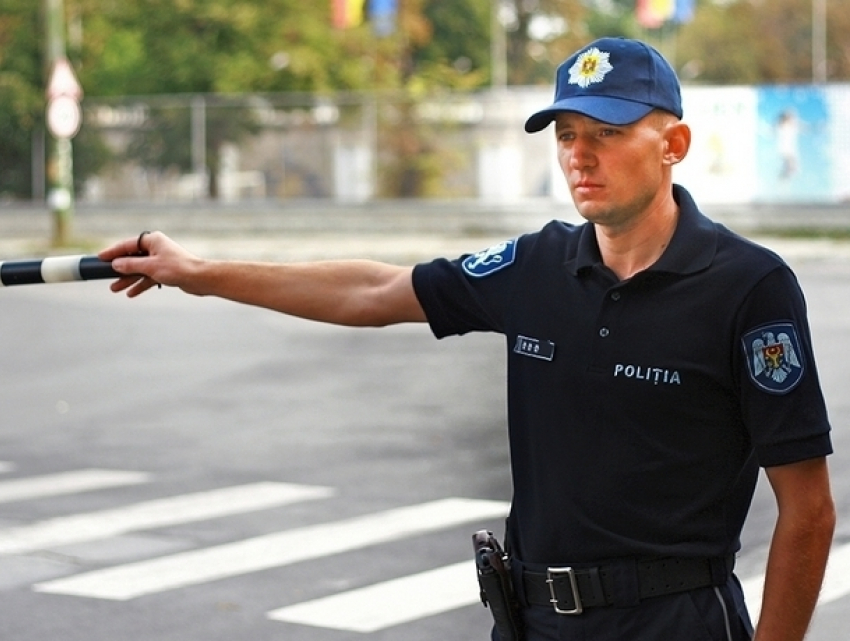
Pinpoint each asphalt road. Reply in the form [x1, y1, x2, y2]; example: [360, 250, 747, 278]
[0, 248, 848, 640]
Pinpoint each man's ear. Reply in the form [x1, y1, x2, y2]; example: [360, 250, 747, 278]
[663, 121, 691, 166]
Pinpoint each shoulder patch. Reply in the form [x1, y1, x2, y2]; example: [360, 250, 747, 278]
[462, 239, 517, 278]
[742, 322, 805, 394]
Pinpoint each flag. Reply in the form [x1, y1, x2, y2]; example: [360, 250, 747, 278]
[332, 0, 365, 29]
[673, 0, 695, 24]
[637, 0, 693, 27]
[636, 0, 674, 28]
[369, 0, 397, 36]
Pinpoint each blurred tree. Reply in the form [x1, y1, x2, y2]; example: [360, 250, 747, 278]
[0, 1, 44, 198]
[73, 0, 377, 95]
[0, 0, 112, 200]
[675, 0, 850, 83]
[72, 0, 381, 198]
[416, 0, 490, 88]
[376, 0, 584, 195]
[500, 0, 590, 85]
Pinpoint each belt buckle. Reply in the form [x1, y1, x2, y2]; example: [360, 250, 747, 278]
[546, 566, 583, 615]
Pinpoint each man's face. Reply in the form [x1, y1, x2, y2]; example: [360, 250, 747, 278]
[554, 111, 672, 231]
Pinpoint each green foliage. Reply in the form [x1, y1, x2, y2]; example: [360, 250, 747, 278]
[675, 0, 850, 83]
[0, 1, 43, 197]
[417, 0, 490, 83]
[75, 0, 378, 95]
[0, 82, 37, 198]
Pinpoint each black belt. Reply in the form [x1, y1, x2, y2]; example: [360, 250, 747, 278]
[522, 555, 734, 615]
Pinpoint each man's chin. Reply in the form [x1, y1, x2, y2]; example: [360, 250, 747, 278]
[573, 202, 608, 224]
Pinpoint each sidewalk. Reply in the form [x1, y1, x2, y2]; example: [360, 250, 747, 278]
[1, 200, 849, 265]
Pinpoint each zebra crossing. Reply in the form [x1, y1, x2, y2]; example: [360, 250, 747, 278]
[0, 464, 508, 634]
[0, 468, 150, 503]
[2, 464, 849, 635]
[0, 481, 335, 556]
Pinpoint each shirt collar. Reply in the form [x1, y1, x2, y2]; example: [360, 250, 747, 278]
[566, 184, 718, 276]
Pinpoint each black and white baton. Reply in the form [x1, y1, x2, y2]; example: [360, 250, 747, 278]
[0, 255, 119, 287]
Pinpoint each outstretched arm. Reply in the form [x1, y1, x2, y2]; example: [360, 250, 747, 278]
[753, 457, 835, 641]
[98, 231, 427, 327]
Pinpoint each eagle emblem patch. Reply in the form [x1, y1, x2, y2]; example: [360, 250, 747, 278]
[462, 239, 517, 278]
[743, 322, 805, 394]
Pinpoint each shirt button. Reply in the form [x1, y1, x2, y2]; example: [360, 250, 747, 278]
[611, 292, 621, 301]
[599, 327, 610, 338]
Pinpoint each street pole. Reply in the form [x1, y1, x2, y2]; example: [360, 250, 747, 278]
[812, 0, 827, 84]
[491, 0, 507, 89]
[44, 0, 82, 247]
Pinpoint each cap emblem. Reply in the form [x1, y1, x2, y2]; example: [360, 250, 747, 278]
[568, 47, 613, 88]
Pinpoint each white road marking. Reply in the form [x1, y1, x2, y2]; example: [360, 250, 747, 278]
[0, 482, 334, 555]
[741, 574, 764, 618]
[267, 561, 480, 632]
[0, 469, 150, 504]
[33, 498, 509, 600]
[278, 542, 850, 634]
[742, 541, 850, 622]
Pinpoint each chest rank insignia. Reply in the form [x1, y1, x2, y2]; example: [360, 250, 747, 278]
[743, 322, 805, 394]
[462, 239, 517, 278]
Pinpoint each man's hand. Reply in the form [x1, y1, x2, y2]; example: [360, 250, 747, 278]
[98, 231, 202, 297]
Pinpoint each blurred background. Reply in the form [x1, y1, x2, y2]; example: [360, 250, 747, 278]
[1, 0, 849, 246]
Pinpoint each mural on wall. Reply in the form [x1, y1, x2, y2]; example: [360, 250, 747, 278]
[755, 86, 831, 202]
[675, 86, 758, 205]
[826, 86, 850, 203]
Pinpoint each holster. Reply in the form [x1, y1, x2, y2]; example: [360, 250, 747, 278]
[473, 530, 525, 641]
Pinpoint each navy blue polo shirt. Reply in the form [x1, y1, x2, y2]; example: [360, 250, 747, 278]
[412, 185, 832, 565]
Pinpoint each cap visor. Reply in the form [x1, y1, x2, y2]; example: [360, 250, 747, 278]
[524, 97, 654, 132]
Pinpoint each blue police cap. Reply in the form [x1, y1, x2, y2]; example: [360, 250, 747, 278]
[525, 37, 683, 132]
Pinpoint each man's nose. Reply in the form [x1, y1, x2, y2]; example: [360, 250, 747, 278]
[568, 136, 595, 169]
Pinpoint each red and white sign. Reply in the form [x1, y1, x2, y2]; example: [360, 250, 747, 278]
[47, 95, 82, 139]
[46, 58, 83, 139]
[46, 58, 83, 101]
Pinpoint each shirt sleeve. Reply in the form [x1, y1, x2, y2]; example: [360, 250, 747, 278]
[735, 265, 833, 467]
[411, 236, 531, 338]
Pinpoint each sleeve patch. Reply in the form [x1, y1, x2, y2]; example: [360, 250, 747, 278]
[461, 239, 517, 278]
[742, 322, 805, 394]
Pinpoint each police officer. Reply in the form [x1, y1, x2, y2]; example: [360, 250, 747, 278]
[100, 37, 834, 641]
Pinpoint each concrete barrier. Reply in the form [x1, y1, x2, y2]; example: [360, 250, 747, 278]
[2, 199, 849, 238]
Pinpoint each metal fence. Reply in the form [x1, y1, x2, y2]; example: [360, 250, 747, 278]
[77, 88, 555, 204]
[70, 83, 850, 206]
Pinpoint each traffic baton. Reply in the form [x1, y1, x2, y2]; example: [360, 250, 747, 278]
[0, 255, 119, 287]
